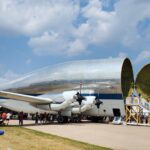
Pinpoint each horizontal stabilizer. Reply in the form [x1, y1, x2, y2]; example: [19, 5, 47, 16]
[0, 91, 53, 104]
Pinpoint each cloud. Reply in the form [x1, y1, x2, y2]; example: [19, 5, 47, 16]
[3, 70, 19, 80]
[0, 63, 19, 80]
[118, 52, 128, 58]
[134, 50, 150, 64]
[75, 0, 150, 50]
[29, 32, 69, 55]
[68, 0, 150, 55]
[114, 0, 150, 47]
[0, 0, 150, 56]
[77, 0, 115, 42]
[0, 0, 79, 36]
[68, 39, 88, 56]
[0, 78, 8, 83]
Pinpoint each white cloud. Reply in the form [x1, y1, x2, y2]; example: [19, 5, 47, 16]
[68, 39, 87, 56]
[29, 32, 69, 55]
[0, 0, 150, 56]
[114, 0, 150, 47]
[76, 0, 150, 50]
[118, 52, 128, 58]
[78, 0, 115, 43]
[0, 63, 19, 81]
[134, 50, 150, 64]
[0, 0, 79, 36]
[0, 78, 8, 84]
[68, 0, 150, 55]
[3, 70, 19, 80]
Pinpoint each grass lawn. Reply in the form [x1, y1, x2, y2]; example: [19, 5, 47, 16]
[0, 127, 111, 150]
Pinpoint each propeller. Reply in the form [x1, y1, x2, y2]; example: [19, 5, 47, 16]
[76, 92, 86, 105]
[95, 99, 103, 109]
[73, 92, 86, 114]
[95, 99, 103, 116]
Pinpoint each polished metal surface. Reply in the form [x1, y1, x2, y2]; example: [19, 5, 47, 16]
[0, 58, 134, 98]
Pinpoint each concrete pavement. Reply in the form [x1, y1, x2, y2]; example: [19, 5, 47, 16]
[9, 120, 150, 150]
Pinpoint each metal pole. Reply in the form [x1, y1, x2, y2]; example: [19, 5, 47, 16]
[80, 82, 82, 94]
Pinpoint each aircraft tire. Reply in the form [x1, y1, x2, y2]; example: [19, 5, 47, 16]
[57, 116, 64, 123]
[63, 116, 69, 123]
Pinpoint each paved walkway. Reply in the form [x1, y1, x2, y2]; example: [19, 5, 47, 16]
[9, 120, 150, 150]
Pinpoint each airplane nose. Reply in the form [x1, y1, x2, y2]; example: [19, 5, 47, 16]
[136, 63, 150, 102]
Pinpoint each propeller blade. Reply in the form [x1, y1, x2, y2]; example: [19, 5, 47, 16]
[76, 92, 86, 105]
[95, 99, 103, 109]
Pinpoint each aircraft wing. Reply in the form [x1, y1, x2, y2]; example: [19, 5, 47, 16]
[0, 91, 53, 104]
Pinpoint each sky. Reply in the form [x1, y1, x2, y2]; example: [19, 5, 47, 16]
[0, 0, 150, 81]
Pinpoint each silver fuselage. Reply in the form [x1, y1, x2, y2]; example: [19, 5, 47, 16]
[1, 58, 126, 94]
[0, 58, 134, 116]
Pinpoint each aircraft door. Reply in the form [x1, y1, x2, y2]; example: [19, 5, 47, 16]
[113, 108, 121, 117]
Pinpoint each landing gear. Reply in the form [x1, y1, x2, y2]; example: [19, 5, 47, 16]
[88, 116, 104, 123]
[57, 114, 69, 124]
[63, 116, 69, 123]
[92, 118, 99, 123]
[57, 115, 64, 123]
[70, 114, 82, 123]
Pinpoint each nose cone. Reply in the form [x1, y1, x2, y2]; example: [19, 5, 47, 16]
[121, 58, 134, 99]
[136, 63, 150, 102]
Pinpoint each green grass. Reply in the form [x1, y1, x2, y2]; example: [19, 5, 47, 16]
[0, 127, 111, 150]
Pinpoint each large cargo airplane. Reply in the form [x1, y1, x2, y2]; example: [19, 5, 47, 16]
[0, 57, 134, 122]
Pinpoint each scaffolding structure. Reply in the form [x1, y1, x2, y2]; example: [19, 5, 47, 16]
[125, 97, 150, 125]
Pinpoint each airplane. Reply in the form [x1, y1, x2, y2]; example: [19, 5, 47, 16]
[0, 57, 135, 123]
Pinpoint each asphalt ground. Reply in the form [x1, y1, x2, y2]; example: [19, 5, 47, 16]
[8, 120, 150, 150]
